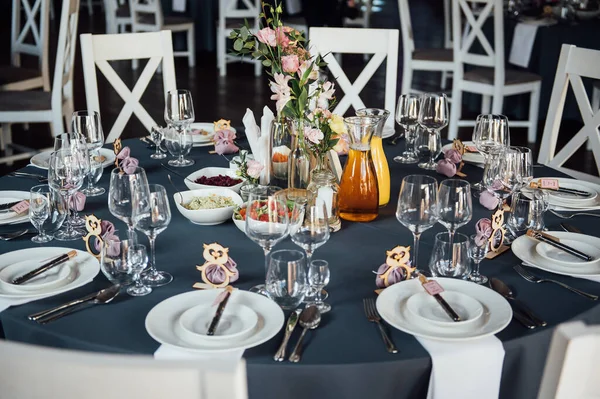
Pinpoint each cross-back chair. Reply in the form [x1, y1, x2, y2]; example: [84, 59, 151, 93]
[103, 0, 131, 34]
[447, 0, 541, 143]
[309, 27, 399, 133]
[538, 44, 600, 184]
[80, 30, 177, 143]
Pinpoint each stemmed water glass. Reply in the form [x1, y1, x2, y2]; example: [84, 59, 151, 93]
[472, 114, 510, 192]
[437, 179, 473, 261]
[47, 149, 86, 241]
[150, 126, 166, 160]
[290, 198, 330, 267]
[124, 242, 151, 297]
[308, 259, 331, 313]
[414, 126, 442, 170]
[108, 167, 150, 244]
[394, 93, 420, 163]
[29, 185, 67, 243]
[132, 184, 173, 287]
[468, 235, 489, 284]
[245, 192, 291, 293]
[164, 89, 194, 167]
[71, 110, 105, 196]
[418, 93, 448, 165]
[484, 147, 522, 208]
[396, 175, 439, 275]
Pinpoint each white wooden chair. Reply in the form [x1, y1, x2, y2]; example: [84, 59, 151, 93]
[448, 0, 541, 143]
[398, 0, 454, 95]
[309, 27, 399, 133]
[1, 0, 50, 92]
[217, 0, 261, 77]
[80, 30, 177, 143]
[129, 0, 195, 69]
[0, 339, 248, 399]
[81, 0, 103, 16]
[103, 0, 131, 34]
[0, 0, 79, 165]
[538, 44, 600, 184]
[537, 321, 600, 399]
[344, 0, 372, 29]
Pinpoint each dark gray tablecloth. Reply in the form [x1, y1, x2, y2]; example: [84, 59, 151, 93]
[1, 139, 600, 399]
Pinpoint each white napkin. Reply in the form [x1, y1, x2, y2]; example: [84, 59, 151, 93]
[285, 0, 302, 15]
[242, 109, 261, 157]
[0, 211, 17, 221]
[509, 22, 539, 68]
[522, 262, 600, 283]
[260, 107, 275, 185]
[172, 0, 186, 12]
[0, 296, 41, 313]
[417, 336, 505, 399]
[154, 345, 244, 372]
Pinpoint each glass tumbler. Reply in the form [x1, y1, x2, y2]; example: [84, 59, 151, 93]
[428, 232, 471, 278]
[266, 249, 308, 310]
[507, 191, 547, 237]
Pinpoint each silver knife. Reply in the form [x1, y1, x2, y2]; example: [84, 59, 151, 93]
[561, 223, 582, 234]
[28, 289, 101, 321]
[274, 309, 302, 361]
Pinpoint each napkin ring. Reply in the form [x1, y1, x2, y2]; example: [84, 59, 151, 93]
[82, 214, 103, 259]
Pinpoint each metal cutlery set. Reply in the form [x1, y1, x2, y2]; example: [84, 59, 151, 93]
[275, 305, 321, 363]
[7, 171, 48, 183]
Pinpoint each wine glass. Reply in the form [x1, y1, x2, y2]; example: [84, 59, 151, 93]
[394, 93, 420, 163]
[438, 179, 473, 263]
[164, 89, 194, 167]
[396, 175, 439, 275]
[484, 148, 522, 206]
[245, 192, 290, 293]
[468, 234, 489, 284]
[511, 146, 533, 191]
[108, 167, 150, 244]
[307, 259, 331, 313]
[29, 185, 51, 243]
[428, 232, 471, 278]
[124, 243, 151, 297]
[54, 133, 90, 228]
[150, 126, 166, 160]
[414, 126, 442, 170]
[418, 93, 448, 134]
[266, 249, 308, 310]
[472, 114, 510, 192]
[132, 184, 173, 287]
[290, 198, 330, 267]
[71, 110, 105, 196]
[47, 149, 86, 241]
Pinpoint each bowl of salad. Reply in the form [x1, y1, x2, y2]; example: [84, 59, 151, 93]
[185, 167, 245, 193]
[174, 188, 243, 225]
[232, 197, 297, 232]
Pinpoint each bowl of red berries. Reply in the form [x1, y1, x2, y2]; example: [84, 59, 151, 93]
[185, 167, 246, 193]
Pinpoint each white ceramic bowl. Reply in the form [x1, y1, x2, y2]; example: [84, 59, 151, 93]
[0, 261, 73, 293]
[174, 188, 244, 226]
[535, 240, 600, 268]
[232, 203, 247, 232]
[184, 167, 245, 193]
[406, 291, 484, 330]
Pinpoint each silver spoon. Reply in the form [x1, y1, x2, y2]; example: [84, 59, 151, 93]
[36, 285, 121, 324]
[289, 305, 321, 363]
[161, 163, 196, 184]
[0, 229, 30, 241]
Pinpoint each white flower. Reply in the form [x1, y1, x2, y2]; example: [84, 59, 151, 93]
[304, 127, 324, 145]
[269, 73, 292, 114]
[246, 160, 264, 179]
[317, 81, 335, 109]
[297, 60, 319, 81]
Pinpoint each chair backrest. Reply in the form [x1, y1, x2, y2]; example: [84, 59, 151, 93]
[51, 0, 80, 120]
[537, 321, 600, 399]
[397, 0, 415, 63]
[538, 44, 600, 183]
[10, 0, 51, 90]
[129, 0, 163, 31]
[309, 27, 399, 131]
[452, 0, 505, 87]
[0, 339, 248, 399]
[218, 0, 260, 31]
[80, 30, 177, 143]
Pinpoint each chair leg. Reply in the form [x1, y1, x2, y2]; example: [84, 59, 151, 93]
[441, 71, 448, 91]
[63, 99, 74, 133]
[491, 93, 503, 115]
[528, 84, 541, 144]
[401, 64, 413, 95]
[187, 27, 195, 67]
[87, 0, 93, 15]
[132, 59, 139, 70]
[481, 95, 491, 114]
[0, 123, 11, 151]
[588, 85, 600, 150]
[448, 87, 462, 141]
[51, 112, 64, 138]
[217, 31, 226, 77]
[254, 60, 261, 77]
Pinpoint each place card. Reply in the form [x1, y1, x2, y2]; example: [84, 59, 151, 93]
[10, 200, 29, 215]
[539, 178, 559, 190]
[423, 280, 444, 295]
[195, 243, 239, 289]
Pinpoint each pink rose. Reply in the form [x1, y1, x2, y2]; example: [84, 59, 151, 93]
[444, 149, 462, 164]
[475, 218, 493, 246]
[116, 146, 131, 160]
[246, 160, 264, 180]
[281, 54, 300, 73]
[275, 27, 290, 47]
[479, 190, 499, 210]
[69, 191, 86, 212]
[304, 127, 324, 145]
[256, 27, 277, 47]
[120, 157, 139, 175]
[435, 159, 457, 177]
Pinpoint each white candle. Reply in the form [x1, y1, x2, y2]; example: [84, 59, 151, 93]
[318, 186, 334, 217]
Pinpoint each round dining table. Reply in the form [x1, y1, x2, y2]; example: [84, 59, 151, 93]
[1, 137, 600, 399]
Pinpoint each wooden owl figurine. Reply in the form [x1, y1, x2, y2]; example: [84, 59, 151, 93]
[376, 245, 416, 288]
[196, 243, 238, 288]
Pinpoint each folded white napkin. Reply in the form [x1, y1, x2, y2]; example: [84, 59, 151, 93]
[172, 0, 186, 12]
[154, 345, 244, 372]
[0, 211, 17, 221]
[242, 109, 261, 157]
[417, 336, 505, 399]
[522, 262, 600, 283]
[509, 22, 539, 68]
[260, 107, 275, 185]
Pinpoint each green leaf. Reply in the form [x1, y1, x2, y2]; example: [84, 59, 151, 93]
[298, 88, 308, 114]
[240, 26, 250, 41]
[262, 59, 272, 67]
[233, 39, 244, 52]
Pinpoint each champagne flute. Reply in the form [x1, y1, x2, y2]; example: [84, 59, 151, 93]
[468, 234, 489, 284]
[108, 167, 150, 244]
[29, 185, 51, 243]
[394, 93, 420, 163]
[150, 126, 166, 159]
[438, 179, 473, 265]
[414, 126, 442, 170]
[71, 110, 105, 196]
[132, 184, 173, 287]
[245, 192, 290, 293]
[472, 114, 510, 192]
[164, 89, 194, 167]
[396, 175, 439, 274]
[47, 149, 86, 241]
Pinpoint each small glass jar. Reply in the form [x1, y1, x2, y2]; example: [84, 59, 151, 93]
[307, 170, 341, 232]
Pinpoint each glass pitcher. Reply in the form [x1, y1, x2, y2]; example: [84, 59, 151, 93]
[356, 108, 391, 207]
[338, 116, 379, 222]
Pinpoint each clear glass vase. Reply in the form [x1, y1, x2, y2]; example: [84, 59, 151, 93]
[287, 118, 311, 191]
[307, 169, 341, 232]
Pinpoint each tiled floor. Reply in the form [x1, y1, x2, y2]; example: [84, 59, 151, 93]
[0, 0, 596, 176]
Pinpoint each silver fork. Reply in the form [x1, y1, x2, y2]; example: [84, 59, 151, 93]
[514, 264, 598, 301]
[363, 298, 398, 354]
[549, 209, 600, 219]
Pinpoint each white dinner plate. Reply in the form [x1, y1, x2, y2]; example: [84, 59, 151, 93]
[512, 232, 600, 276]
[441, 141, 484, 164]
[536, 178, 600, 210]
[382, 125, 395, 139]
[377, 278, 512, 341]
[145, 289, 284, 353]
[0, 247, 99, 299]
[30, 148, 116, 170]
[190, 122, 237, 145]
[0, 191, 31, 225]
[536, 240, 600, 267]
[0, 261, 72, 293]
[405, 291, 484, 330]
